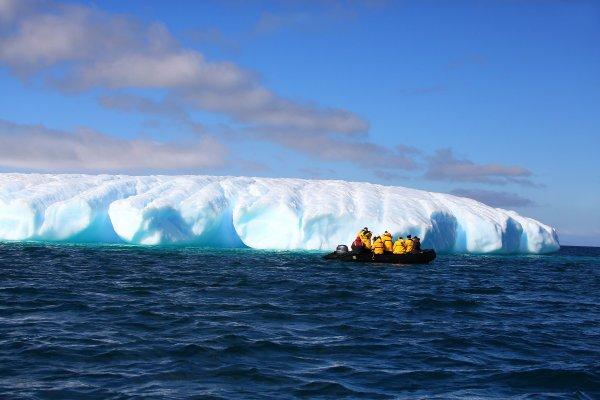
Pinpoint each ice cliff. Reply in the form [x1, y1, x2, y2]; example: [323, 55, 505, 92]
[0, 174, 559, 253]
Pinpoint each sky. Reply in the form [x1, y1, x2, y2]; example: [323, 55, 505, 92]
[0, 0, 598, 246]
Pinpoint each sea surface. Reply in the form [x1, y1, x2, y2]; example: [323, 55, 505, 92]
[0, 243, 598, 399]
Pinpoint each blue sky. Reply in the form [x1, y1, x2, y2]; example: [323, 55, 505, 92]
[0, 0, 598, 245]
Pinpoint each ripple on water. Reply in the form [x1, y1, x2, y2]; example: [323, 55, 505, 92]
[0, 243, 598, 399]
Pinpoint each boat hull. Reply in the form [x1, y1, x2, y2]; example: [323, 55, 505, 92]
[323, 249, 436, 264]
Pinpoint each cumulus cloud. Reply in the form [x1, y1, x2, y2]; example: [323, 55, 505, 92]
[0, 1, 535, 182]
[99, 94, 186, 119]
[260, 131, 419, 170]
[0, 119, 226, 172]
[425, 149, 534, 186]
[182, 88, 368, 135]
[0, 0, 367, 135]
[0, 0, 385, 173]
[98, 93, 205, 134]
[451, 188, 536, 208]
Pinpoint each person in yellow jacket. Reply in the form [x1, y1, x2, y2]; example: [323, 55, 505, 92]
[364, 231, 372, 250]
[356, 227, 372, 251]
[393, 236, 406, 254]
[372, 236, 384, 255]
[403, 234, 414, 253]
[382, 231, 393, 253]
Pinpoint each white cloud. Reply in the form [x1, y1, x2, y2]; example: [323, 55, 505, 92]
[425, 149, 534, 186]
[0, 119, 226, 172]
[0, 0, 538, 184]
[0, 0, 367, 136]
[261, 132, 419, 170]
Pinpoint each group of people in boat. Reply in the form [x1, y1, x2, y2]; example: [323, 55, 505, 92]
[352, 227, 421, 255]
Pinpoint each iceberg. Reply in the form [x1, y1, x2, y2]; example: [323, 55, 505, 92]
[0, 173, 559, 253]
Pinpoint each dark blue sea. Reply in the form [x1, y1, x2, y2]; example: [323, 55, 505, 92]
[0, 244, 598, 399]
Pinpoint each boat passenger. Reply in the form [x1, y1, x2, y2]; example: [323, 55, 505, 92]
[382, 231, 393, 253]
[372, 236, 384, 255]
[362, 230, 373, 251]
[404, 234, 414, 254]
[353, 228, 372, 252]
[412, 236, 421, 252]
[356, 227, 367, 241]
[351, 235, 364, 252]
[393, 236, 405, 254]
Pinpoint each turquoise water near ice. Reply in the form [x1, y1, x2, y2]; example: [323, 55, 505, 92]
[0, 243, 598, 399]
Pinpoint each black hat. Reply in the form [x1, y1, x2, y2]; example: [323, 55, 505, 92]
[407, 234, 412, 238]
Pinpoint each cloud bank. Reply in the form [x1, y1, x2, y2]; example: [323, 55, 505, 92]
[450, 188, 535, 208]
[425, 149, 534, 186]
[0, 0, 367, 135]
[0, 119, 225, 172]
[0, 0, 538, 191]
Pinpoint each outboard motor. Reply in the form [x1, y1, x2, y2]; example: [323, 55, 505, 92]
[335, 244, 349, 254]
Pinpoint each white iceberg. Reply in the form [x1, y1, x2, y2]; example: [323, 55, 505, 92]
[0, 173, 559, 253]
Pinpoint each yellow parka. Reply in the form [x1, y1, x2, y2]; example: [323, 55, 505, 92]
[403, 238, 414, 253]
[382, 232, 393, 252]
[357, 230, 372, 250]
[393, 239, 405, 254]
[372, 237, 384, 255]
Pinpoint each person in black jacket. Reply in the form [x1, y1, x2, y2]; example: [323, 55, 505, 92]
[412, 236, 421, 252]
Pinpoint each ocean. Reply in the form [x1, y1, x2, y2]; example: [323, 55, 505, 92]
[0, 243, 598, 399]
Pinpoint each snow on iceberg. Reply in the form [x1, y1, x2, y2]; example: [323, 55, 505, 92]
[0, 173, 560, 253]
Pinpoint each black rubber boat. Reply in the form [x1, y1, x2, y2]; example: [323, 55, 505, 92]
[323, 245, 436, 264]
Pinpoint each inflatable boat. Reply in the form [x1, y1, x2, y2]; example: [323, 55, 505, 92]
[323, 245, 436, 264]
